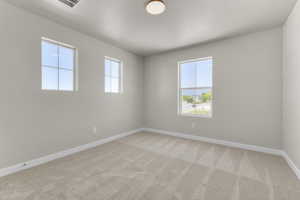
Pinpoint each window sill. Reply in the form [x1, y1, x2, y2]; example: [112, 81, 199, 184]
[178, 113, 212, 119]
[41, 89, 75, 93]
[105, 92, 123, 94]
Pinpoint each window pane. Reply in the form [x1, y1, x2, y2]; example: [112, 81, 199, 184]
[196, 59, 212, 87]
[110, 60, 120, 78]
[181, 88, 212, 116]
[59, 69, 73, 91]
[181, 62, 197, 88]
[42, 67, 58, 90]
[105, 59, 111, 76]
[104, 58, 122, 93]
[180, 59, 212, 88]
[105, 77, 111, 93]
[111, 77, 119, 93]
[42, 41, 58, 67]
[59, 46, 74, 70]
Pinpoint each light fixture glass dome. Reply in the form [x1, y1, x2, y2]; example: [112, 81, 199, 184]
[146, 0, 166, 15]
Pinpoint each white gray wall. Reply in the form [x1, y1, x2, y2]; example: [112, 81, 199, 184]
[0, 0, 289, 171]
[144, 28, 283, 149]
[283, 0, 300, 170]
[0, 1, 143, 169]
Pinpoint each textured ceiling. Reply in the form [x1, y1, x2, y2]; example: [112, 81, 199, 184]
[4, 0, 297, 56]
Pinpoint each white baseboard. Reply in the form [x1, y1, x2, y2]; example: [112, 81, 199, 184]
[0, 128, 142, 178]
[1, 127, 299, 181]
[143, 128, 283, 155]
[281, 152, 300, 180]
[142, 128, 300, 180]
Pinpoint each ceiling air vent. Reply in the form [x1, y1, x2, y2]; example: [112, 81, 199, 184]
[58, 0, 80, 7]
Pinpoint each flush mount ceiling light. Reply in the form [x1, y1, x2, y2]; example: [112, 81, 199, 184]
[146, 0, 166, 15]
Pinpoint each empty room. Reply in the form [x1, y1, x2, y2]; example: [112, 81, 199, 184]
[0, 0, 300, 199]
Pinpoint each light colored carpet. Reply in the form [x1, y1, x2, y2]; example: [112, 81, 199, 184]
[0, 132, 299, 200]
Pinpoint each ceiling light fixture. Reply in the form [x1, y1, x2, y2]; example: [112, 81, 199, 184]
[146, 0, 166, 15]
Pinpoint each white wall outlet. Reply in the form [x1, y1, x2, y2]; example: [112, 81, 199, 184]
[192, 122, 196, 128]
[92, 126, 97, 134]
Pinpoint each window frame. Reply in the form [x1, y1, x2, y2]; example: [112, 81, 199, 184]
[41, 37, 77, 92]
[178, 57, 213, 118]
[104, 56, 123, 94]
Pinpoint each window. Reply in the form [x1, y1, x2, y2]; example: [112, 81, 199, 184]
[105, 57, 122, 93]
[178, 57, 213, 117]
[42, 38, 76, 91]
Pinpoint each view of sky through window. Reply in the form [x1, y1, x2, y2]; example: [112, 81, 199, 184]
[42, 40, 75, 91]
[105, 58, 122, 93]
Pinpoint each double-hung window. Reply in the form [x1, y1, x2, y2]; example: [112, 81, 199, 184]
[179, 57, 213, 117]
[42, 38, 76, 91]
[105, 57, 122, 93]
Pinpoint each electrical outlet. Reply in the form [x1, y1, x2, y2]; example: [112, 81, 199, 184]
[192, 122, 196, 128]
[93, 126, 97, 134]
